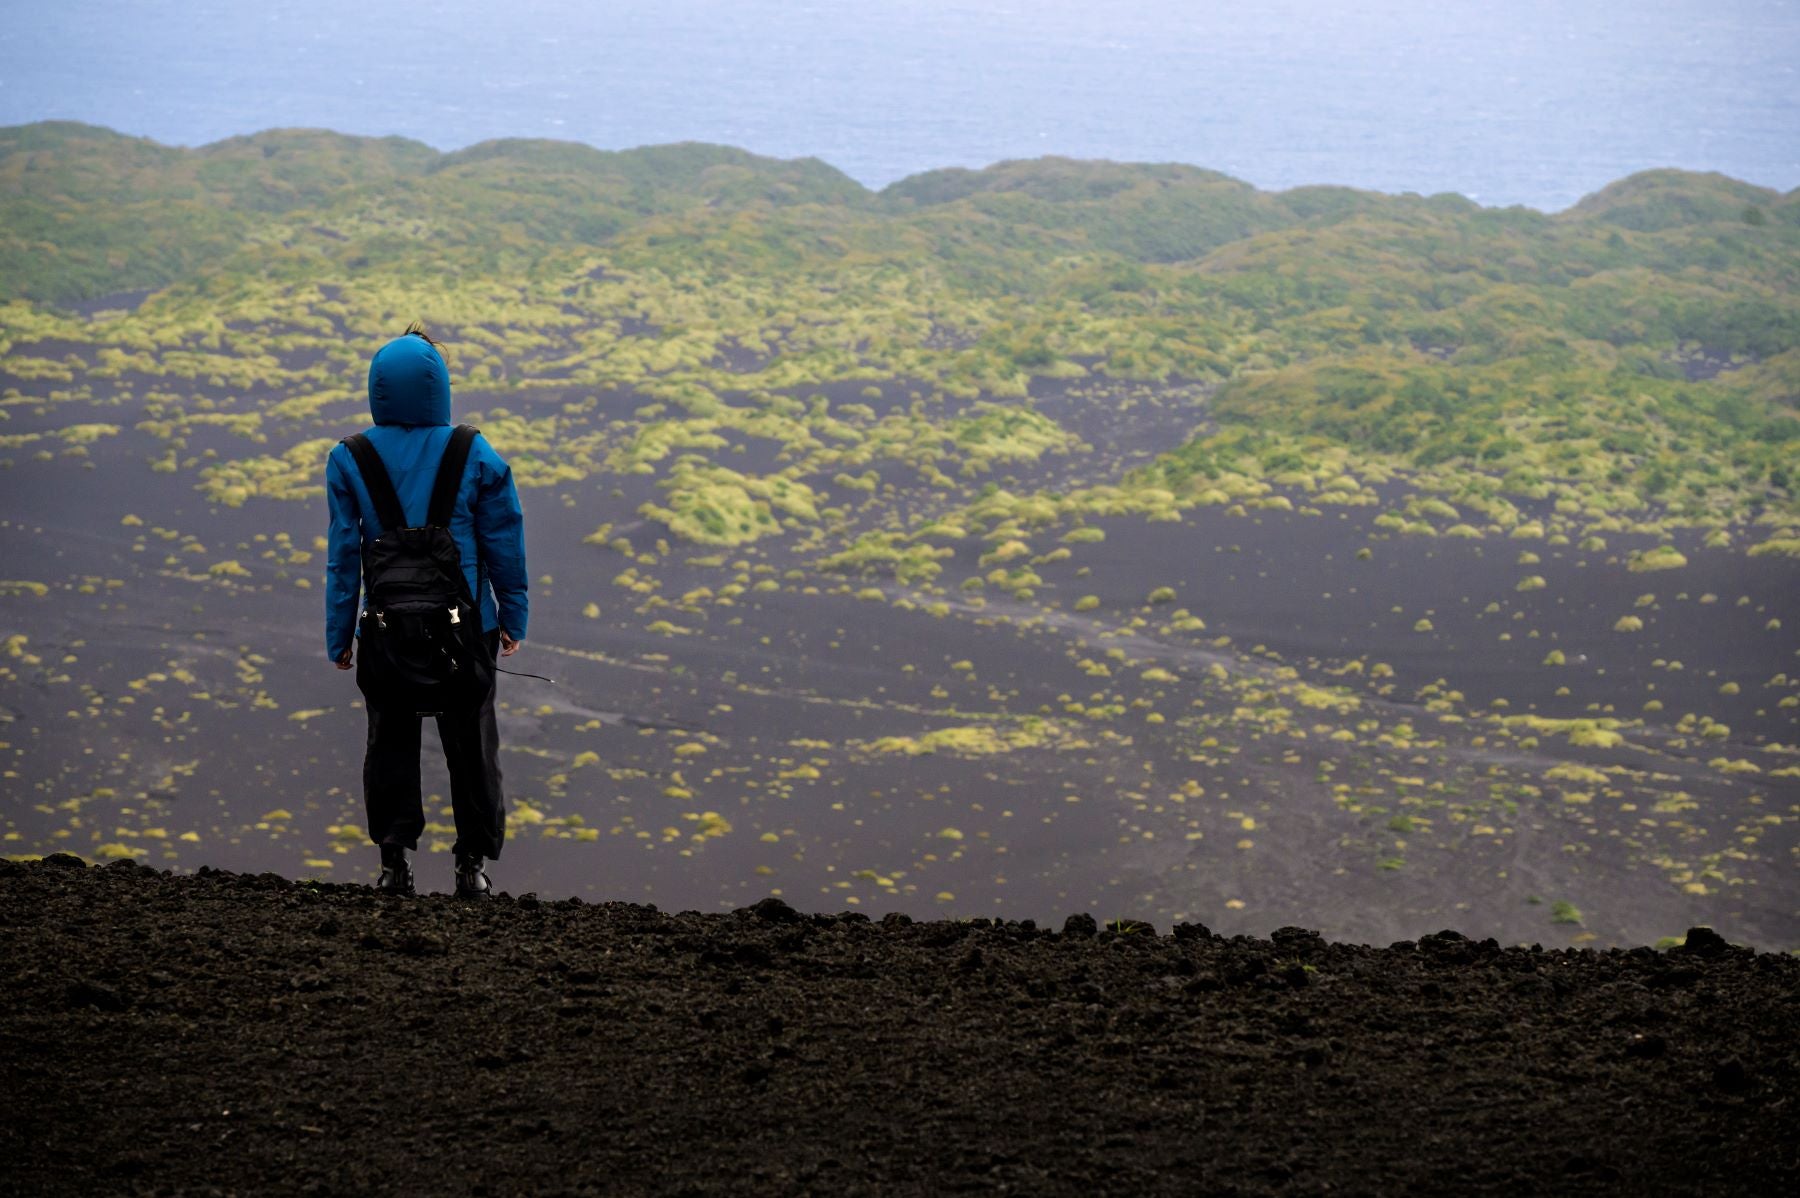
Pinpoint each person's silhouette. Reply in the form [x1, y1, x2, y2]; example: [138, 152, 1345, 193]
[324, 323, 528, 897]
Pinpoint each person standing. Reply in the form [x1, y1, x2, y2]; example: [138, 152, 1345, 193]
[324, 323, 528, 898]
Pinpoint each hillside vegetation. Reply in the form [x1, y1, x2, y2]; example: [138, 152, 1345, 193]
[2, 125, 1798, 939]
[3, 121, 1795, 549]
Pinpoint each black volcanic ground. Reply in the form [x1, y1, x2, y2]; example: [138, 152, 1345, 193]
[2, 856, 1796, 1196]
[1, 353, 1797, 949]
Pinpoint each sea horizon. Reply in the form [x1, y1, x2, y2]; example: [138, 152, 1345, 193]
[4, 0, 1797, 213]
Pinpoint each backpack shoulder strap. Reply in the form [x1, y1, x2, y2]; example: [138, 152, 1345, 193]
[427, 425, 481, 529]
[341, 434, 408, 534]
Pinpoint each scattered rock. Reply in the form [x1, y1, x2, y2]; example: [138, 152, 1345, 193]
[744, 896, 800, 924]
[1713, 1057, 1752, 1093]
[41, 853, 87, 870]
[64, 980, 127, 1012]
[1562, 1155, 1621, 1182]
[701, 943, 773, 968]
[396, 932, 448, 957]
[1646, 966, 1700, 990]
[1062, 913, 1098, 937]
[1677, 927, 1730, 958]
[1273, 926, 1325, 946]
[1509, 974, 1554, 999]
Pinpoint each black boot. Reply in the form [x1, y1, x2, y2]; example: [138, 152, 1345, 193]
[454, 853, 492, 900]
[376, 844, 415, 895]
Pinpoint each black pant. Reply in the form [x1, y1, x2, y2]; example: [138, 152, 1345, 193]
[363, 629, 505, 859]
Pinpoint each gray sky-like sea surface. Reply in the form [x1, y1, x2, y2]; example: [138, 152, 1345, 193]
[2, 0, 1797, 210]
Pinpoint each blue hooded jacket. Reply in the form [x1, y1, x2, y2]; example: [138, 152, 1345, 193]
[324, 334, 529, 660]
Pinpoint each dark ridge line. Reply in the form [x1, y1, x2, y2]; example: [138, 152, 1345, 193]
[9, 853, 1766, 956]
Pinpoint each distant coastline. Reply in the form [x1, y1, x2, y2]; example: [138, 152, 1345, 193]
[8, 0, 1797, 212]
[6, 119, 1795, 219]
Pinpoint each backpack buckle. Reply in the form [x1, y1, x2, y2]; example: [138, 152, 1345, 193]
[449, 606, 461, 626]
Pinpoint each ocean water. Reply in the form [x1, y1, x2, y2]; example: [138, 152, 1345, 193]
[2, 0, 1797, 211]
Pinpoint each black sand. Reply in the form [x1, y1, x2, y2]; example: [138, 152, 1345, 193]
[2, 366, 1796, 948]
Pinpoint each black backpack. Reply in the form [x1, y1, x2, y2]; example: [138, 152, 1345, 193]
[341, 425, 495, 714]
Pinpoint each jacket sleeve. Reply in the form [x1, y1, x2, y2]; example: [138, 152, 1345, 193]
[324, 445, 363, 660]
[473, 439, 529, 640]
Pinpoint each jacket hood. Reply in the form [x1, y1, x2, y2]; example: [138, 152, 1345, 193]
[367, 334, 451, 426]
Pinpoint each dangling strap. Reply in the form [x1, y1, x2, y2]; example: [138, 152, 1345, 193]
[341, 434, 407, 535]
[428, 425, 480, 529]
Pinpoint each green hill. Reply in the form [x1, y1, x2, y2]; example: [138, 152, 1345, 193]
[0, 124, 867, 302]
[1, 121, 1795, 538]
[1563, 168, 1793, 232]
